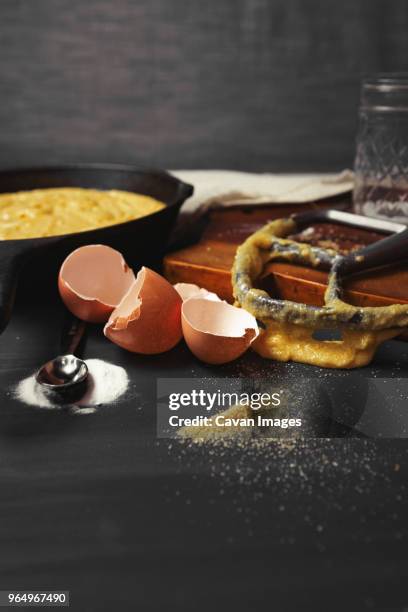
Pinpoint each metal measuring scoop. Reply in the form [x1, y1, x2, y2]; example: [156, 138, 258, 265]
[36, 316, 88, 392]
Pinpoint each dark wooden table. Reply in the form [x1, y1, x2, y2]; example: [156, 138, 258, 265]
[0, 254, 407, 612]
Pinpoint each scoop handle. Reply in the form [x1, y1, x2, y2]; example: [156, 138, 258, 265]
[60, 314, 87, 356]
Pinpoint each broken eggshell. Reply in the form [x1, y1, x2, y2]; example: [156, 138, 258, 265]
[58, 244, 135, 323]
[174, 282, 221, 303]
[181, 298, 259, 364]
[104, 267, 183, 354]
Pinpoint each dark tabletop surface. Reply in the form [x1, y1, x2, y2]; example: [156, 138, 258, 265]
[0, 257, 407, 612]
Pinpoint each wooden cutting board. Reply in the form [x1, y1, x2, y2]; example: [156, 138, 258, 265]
[164, 201, 408, 310]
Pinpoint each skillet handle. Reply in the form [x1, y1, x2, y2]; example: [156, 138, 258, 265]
[0, 245, 28, 334]
[337, 227, 408, 277]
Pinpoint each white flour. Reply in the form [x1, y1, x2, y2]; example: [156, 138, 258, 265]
[14, 358, 129, 411]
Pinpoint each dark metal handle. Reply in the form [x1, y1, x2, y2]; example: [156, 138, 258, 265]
[60, 314, 87, 356]
[337, 227, 408, 277]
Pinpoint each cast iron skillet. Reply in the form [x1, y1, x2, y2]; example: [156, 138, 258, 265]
[0, 164, 193, 334]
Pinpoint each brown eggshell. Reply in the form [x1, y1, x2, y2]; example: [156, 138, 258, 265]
[181, 298, 259, 364]
[174, 282, 221, 303]
[58, 244, 135, 323]
[104, 267, 183, 354]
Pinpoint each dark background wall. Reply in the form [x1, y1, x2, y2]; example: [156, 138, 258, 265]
[0, 0, 407, 172]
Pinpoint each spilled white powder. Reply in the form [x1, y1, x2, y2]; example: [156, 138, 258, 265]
[14, 358, 129, 411]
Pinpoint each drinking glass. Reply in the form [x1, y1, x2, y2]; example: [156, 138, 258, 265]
[353, 73, 408, 223]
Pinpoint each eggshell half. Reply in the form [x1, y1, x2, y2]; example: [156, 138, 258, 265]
[174, 282, 221, 303]
[104, 267, 183, 354]
[58, 245, 135, 323]
[181, 298, 259, 364]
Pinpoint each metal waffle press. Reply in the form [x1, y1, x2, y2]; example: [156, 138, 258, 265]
[232, 209, 408, 368]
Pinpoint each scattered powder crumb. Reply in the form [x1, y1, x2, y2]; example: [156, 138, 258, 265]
[13, 358, 129, 411]
[177, 401, 304, 445]
[177, 404, 254, 443]
[169, 420, 404, 517]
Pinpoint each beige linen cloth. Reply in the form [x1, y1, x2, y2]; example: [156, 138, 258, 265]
[171, 169, 354, 213]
